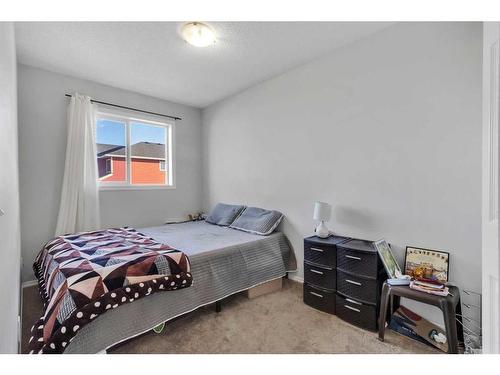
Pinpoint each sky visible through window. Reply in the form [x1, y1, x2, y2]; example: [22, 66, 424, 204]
[96, 119, 166, 146]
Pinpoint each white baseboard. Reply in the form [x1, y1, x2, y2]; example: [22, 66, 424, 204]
[22, 280, 37, 289]
[288, 274, 304, 283]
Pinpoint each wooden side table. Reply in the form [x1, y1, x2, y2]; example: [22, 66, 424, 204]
[378, 283, 464, 353]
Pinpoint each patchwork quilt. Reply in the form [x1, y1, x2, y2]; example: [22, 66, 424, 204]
[28, 227, 192, 354]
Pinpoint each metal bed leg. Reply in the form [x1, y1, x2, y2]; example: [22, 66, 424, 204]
[215, 300, 222, 313]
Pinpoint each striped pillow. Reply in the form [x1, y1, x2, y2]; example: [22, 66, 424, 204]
[206, 203, 246, 226]
[229, 207, 283, 235]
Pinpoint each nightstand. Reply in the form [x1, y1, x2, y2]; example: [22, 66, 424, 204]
[378, 283, 464, 353]
[336, 239, 386, 331]
[303, 235, 349, 314]
[303, 236, 387, 331]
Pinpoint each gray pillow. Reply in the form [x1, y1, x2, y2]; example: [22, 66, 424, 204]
[206, 203, 246, 226]
[229, 207, 284, 235]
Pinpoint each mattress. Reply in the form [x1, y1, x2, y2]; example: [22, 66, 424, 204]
[64, 221, 295, 353]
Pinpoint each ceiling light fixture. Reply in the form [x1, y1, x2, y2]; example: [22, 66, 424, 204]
[181, 22, 216, 47]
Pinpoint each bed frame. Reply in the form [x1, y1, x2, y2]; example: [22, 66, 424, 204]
[146, 277, 284, 339]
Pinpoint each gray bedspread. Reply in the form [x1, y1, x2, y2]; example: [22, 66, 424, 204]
[64, 221, 295, 353]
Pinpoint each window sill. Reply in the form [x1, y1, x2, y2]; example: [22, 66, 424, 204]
[99, 185, 176, 191]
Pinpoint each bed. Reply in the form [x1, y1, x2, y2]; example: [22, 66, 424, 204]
[58, 220, 295, 353]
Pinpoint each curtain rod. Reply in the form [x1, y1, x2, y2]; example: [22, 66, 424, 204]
[64, 94, 182, 121]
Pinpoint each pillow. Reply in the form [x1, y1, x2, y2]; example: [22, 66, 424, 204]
[205, 203, 246, 226]
[229, 206, 284, 235]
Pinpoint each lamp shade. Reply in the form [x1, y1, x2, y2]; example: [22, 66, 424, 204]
[313, 201, 331, 221]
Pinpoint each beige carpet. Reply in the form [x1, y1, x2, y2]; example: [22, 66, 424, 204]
[22, 279, 439, 354]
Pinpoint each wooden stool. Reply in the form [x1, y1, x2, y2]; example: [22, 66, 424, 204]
[378, 283, 464, 353]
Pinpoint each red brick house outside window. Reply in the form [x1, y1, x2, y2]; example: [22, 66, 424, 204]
[97, 142, 167, 184]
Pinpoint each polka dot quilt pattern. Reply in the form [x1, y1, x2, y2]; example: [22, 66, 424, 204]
[28, 227, 192, 354]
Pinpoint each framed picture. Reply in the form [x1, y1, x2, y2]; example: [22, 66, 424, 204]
[374, 239, 402, 279]
[404, 246, 449, 283]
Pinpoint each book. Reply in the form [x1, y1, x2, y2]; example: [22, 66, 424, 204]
[410, 281, 449, 296]
[414, 277, 445, 287]
[387, 278, 410, 286]
[413, 279, 445, 289]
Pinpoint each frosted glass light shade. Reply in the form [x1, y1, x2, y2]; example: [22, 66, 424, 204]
[181, 22, 216, 47]
[313, 201, 331, 222]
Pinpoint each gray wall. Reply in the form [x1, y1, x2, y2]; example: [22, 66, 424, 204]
[0, 22, 21, 353]
[18, 64, 203, 282]
[202, 23, 483, 321]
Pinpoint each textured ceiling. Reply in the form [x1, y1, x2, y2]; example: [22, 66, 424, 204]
[15, 22, 393, 108]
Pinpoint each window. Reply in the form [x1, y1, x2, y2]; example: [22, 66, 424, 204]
[96, 110, 174, 189]
[105, 158, 112, 175]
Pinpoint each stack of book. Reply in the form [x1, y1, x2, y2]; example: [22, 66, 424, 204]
[409, 278, 449, 296]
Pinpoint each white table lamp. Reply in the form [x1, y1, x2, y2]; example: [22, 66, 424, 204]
[313, 201, 331, 238]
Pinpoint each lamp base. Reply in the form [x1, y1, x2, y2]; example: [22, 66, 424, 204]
[315, 221, 330, 238]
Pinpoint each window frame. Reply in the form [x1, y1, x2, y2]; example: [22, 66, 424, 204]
[96, 108, 175, 190]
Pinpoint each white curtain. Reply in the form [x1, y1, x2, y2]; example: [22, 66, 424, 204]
[55, 93, 100, 235]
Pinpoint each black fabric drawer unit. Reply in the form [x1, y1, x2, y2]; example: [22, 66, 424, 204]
[304, 261, 335, 290]
[302, 236, 385, 332]
[335, 294, 377, 331]
[336, 246, 378, 278]
[336, 269, 379, 305]
[304, 243, 336, 268]
[303, 283, 336, 314]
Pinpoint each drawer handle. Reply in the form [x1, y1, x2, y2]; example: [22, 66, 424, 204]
[310, 269, 324, 275]
[309, 291, 324, 298]
[310, 247, 324, 253]
[345, 279, 362, 286]
[345, 255, 362, 261]
[463, 303, 480, 309]
[345, 298, 362, 306]
[344, 305, 361, 313]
